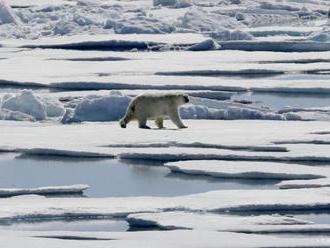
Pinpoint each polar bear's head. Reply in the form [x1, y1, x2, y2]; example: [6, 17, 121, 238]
[177, 93, 190, 105]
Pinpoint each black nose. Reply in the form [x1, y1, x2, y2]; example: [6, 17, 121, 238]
[184, 96, 189, 103]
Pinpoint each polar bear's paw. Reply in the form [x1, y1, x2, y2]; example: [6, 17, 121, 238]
[139, 125, 151, 129]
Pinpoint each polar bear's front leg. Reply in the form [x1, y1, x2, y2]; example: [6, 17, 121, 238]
[138, 116, 151, 129]
[169, 110, 187, 129]
[155, 117, 164, 129]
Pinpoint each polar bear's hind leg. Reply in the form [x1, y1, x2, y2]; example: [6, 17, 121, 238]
[155, 117, 164, 129]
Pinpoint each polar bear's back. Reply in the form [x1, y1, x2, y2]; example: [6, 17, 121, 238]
[130, 93, 183, 117]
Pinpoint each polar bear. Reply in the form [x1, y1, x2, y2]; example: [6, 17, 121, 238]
[119, 93, 189, 129]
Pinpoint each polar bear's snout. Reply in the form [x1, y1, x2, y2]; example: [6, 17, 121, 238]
[119, 119, 127, 128]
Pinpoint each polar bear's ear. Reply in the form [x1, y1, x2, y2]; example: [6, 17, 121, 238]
[180, 93, 189, 103]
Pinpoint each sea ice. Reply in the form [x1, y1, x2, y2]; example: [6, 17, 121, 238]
[165, 160, 327, 180]
[278, 178, 330, 189]
[1, 90, 64, 121]
[0, 184, 89, 197]
[0, 0, 19, 25]
[1, 229, 330, 248]
[127, 212, 330, 234]
[1, 188, 330, 222]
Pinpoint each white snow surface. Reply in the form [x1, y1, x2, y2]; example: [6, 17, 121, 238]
[1, 229, 330, 248]
[1, 48, 330, 99]
[1, 120, 330, 163]
[0, 0, 328, 43]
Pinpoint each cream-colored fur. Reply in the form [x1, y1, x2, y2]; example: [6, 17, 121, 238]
[119, 93, 189, 129]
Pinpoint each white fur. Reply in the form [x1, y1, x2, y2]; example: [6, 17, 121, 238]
[120, 93, 189, 129]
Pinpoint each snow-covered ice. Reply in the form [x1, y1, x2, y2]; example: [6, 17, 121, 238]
[127, 212, 330, 234]
[2, 188, 330, 222]
[0, 120, 329, 166]
[0, 120, 330, 161]
[278, 178, 330, 190]
[0, 0, 19, 25]
[1, 229, 330, 248]
[0, 90, 64, 121]
[165, 160, 327, 180]
[2, 0, 330, 245]
[0, 184, 89, 197]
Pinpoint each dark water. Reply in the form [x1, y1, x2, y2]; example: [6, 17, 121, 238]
[0, 153, 278, 232]
[0, 154, 277, 198]
[232, 91, 330, 111]
[1, 154, 329, 233]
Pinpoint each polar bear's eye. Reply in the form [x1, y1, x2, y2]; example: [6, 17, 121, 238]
[183, 95, 189, 103]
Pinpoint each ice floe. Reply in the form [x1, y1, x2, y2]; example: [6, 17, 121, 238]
[2, 188, 330, 222]
[186, 39, 221, 51]
[278, 178, 330, 190]
[1, 120, 330, 163]
[127, 212, 330, 234]
[0, 184, 89, 197]
[0, 108, 36, 121]
[2, 33, 206, 50]
[0, 0, 19, 25]
[165, 160, 327, 180]
[0, 90, 64, 121]
[279, 107, 330, 121]
[62, 91, 131, 123]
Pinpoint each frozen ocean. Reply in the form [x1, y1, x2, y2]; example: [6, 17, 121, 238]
[1, 0, 330, 247]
